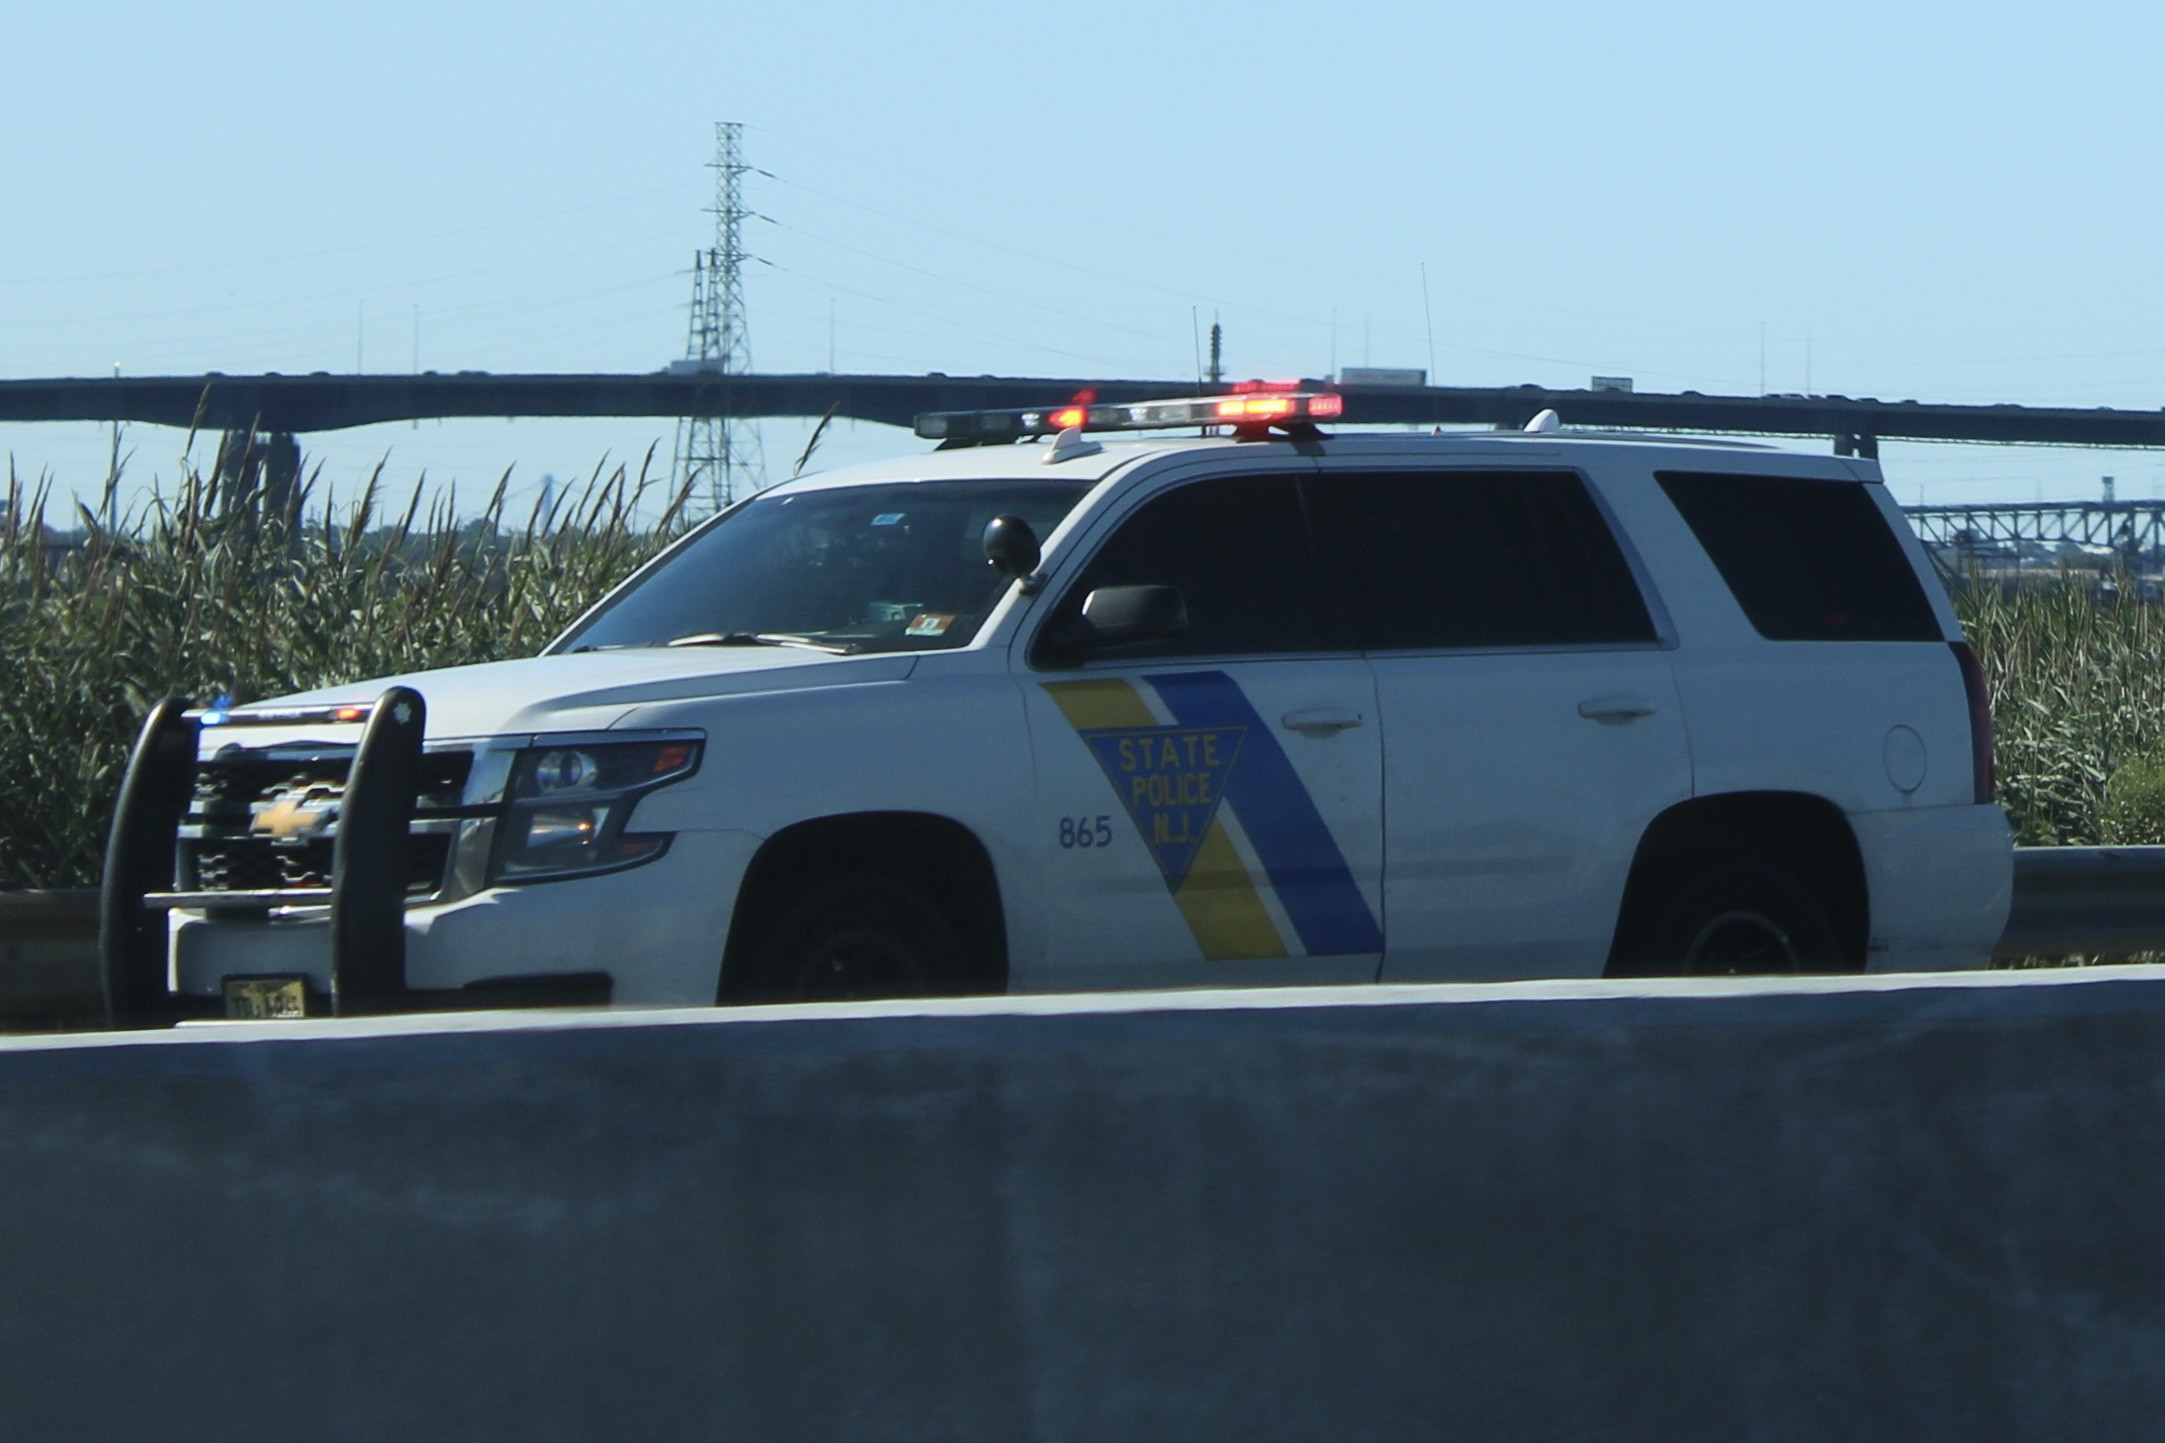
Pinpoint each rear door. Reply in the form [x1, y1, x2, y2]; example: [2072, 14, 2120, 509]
[1018, 465, 1385, 991]
[1306, 466, 1694, 980]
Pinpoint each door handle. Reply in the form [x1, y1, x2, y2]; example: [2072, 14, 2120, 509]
[1577, 695, 1657, 724]
[1281, 708, 1365, 735]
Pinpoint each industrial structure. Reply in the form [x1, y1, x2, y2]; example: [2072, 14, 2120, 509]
[668, 122, 764, 511]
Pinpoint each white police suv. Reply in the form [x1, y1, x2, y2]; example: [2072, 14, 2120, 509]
[97, 388, 2011, 1020]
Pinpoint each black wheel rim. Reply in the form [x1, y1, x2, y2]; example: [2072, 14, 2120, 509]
[1684, 908, 1803, 975]
[793, 926, 924, 1000]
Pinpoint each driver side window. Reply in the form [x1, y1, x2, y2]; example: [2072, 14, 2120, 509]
[1032, 474, 1331, 666]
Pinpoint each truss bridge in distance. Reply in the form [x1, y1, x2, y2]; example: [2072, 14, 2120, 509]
[1905, 500, 2165, 567]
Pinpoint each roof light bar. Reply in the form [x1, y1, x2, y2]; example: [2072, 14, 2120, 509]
[916, 388, 1344, 443]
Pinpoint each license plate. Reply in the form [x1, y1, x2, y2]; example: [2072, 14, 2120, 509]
[223, 976, 312, 1020]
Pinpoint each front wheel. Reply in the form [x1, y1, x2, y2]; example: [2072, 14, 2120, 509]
[729, 874, 969, 1002]
[1642, 861, 1847, 976]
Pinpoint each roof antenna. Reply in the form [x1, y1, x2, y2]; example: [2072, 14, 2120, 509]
[1524, 408, 1561, 434]
[1043, 425, 1103, 464]
[1420, 262, 1436, 383]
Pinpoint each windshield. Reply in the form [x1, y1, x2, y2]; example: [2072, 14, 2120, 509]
[555, 479, 1092, 654]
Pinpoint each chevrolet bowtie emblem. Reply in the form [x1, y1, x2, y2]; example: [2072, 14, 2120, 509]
[252, 789, 339, 842]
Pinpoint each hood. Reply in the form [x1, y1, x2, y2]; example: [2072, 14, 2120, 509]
[226, 647, 919, 740]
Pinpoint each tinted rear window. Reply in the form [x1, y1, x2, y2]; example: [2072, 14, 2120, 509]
[1657, 472, 1941, 642]
[1306, 470, 1657, 650]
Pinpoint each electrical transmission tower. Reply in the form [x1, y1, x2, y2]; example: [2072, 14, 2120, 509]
[672, 121, 764, 511]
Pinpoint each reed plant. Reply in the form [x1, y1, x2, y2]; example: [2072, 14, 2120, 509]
[1954, 578, 2165, 847]
[0, 451, 690, 888]
[1, 462, 2162, 891]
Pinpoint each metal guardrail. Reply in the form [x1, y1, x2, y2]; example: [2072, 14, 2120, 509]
[0, 889, 102, 1026]
[1996, 846, 2165, 958]
[0, 847, 2157, 1024]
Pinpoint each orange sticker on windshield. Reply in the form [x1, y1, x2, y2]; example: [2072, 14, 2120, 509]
[905, 613, 955, 637]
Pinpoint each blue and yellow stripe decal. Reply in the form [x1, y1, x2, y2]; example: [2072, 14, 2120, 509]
[1042, 671, 1384, 961]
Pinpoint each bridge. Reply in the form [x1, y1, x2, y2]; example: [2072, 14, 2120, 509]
[7, 370, 2165, 452]
[1907, 500, 2165, 569]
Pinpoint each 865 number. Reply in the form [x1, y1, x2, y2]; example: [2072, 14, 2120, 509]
[1060, 815, 1115, 849]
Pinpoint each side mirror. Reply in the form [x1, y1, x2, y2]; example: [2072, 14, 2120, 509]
[1075, 584, 1188, 648]
[982, 516, 1042, 582]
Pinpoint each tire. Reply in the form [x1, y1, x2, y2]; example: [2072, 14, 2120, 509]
[1639, 860, 1847, 976]
[731, 873, 969, 1002]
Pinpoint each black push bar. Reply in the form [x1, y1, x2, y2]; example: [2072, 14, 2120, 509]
[97, 686, 427, 1024]
[328, 687, 424, 1012]
[98, 697, 198, 1024]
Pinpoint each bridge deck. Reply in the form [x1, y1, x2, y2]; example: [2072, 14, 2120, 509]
[6, 371, 2165, 448]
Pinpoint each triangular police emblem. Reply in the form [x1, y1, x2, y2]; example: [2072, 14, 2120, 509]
[1078, 725, 1246, 890]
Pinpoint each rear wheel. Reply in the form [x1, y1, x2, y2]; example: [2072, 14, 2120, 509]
[1638, 860, 1847, 976]
[729, 873, 969, 1002]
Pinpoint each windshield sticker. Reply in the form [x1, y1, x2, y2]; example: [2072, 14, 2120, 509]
[870, 512, 905, 526]
[904, 613, 955, 637]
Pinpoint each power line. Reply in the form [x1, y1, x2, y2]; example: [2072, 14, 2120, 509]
[0, 179, 704, 289]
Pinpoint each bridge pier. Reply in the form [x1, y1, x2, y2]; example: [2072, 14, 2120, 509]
[209, 429, 301, 529]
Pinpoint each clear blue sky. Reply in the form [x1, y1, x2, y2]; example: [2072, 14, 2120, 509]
[5, 0, 2163, 512]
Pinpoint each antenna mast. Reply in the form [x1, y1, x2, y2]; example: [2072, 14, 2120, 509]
[673, 121, 765, 511]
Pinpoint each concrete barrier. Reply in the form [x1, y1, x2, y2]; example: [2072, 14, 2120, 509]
[1, 969, 2163, 1441]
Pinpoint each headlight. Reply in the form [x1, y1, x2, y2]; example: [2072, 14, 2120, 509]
[532, 749, 600, 793]
[489, 736, 702, 884]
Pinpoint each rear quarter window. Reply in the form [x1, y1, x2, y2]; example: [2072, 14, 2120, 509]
[1656, 471, 1942, 642]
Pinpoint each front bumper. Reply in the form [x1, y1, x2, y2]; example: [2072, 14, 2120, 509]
[103, 685, 736, 1021]
[173, 829, 761, 1009]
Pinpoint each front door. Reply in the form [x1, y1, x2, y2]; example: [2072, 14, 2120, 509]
[1019, 468, 1384, 991]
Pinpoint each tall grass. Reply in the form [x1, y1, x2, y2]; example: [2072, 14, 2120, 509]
[1955, 579, 2165, 846]
[1, 465, 2160, 890]
[0, 452, 691, 888]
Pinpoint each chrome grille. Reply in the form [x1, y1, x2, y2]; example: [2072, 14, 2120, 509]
[179, 746, 474, 903]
